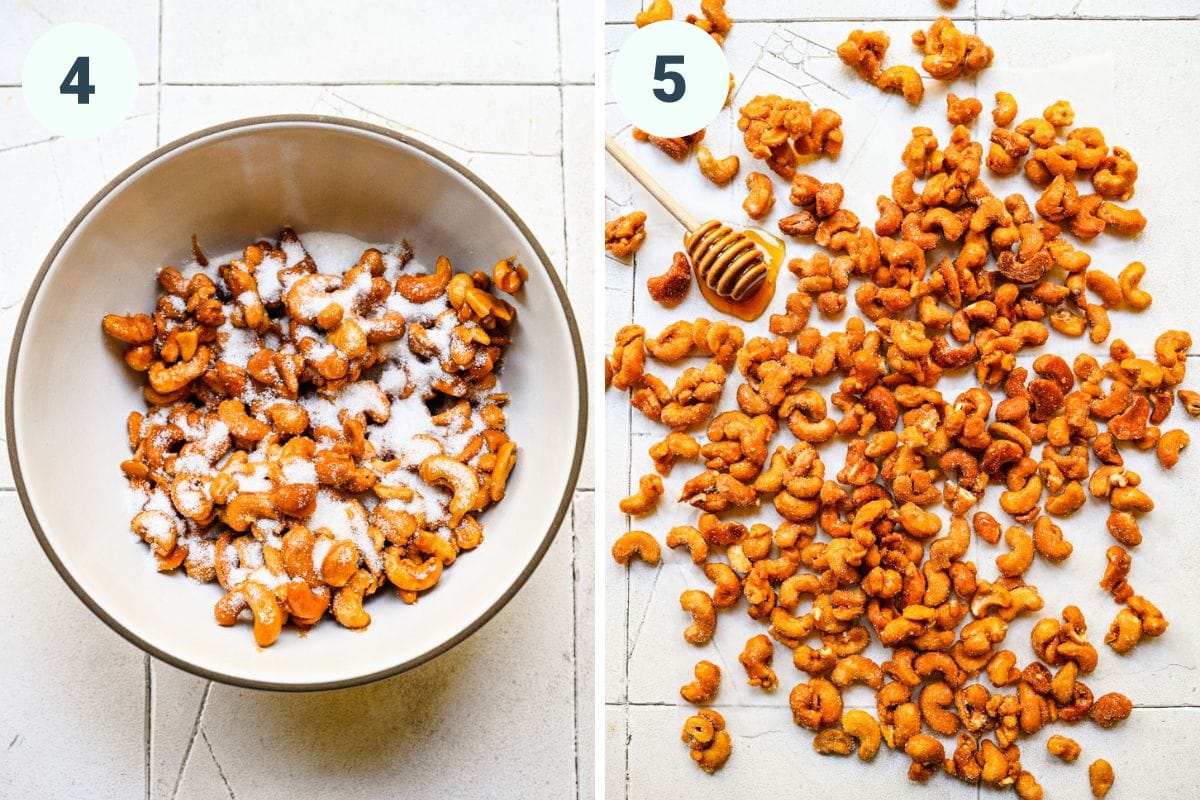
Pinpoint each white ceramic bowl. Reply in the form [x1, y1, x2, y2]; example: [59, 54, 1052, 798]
[5, 116, 586, 690]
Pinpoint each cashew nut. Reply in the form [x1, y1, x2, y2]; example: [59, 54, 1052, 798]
[611, 530, 661, 566]
[418, 455, 482, 527]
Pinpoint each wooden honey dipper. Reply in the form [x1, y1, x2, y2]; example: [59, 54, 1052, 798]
[605, 135, 769, 303]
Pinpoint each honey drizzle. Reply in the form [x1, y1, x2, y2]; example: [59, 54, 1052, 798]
[692, 228, 784, 322]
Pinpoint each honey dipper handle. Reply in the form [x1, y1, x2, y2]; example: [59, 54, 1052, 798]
[604, 135, 701, 232]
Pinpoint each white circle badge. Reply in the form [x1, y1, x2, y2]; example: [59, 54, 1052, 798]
[612, 20, 730, 138]
[22, 22, 139, 139]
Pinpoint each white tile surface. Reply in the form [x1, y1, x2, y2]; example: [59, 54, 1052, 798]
[0, 0, 160, 84]
[0, 494, 146, 798]
[2, 4, 594, 799]
[621, 704, 1200, 798]
[160, 1, 561, 84]
[605, 9, 1200, 799]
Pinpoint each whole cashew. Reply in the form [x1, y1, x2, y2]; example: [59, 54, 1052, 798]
[384, 546, 443, 593]
[696, 146, 740, 185]
[332, 569, 373, 628]
[680, 660, 721, 704]
[419, 455, 482, 526]
[214, 580, 283, 647]
[611, 530, 661, 566]
[680, 590, 717, 644]
[396, 255, 453, 303]
[619, 474, 664, 516]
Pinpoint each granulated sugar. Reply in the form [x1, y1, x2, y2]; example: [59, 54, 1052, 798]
[126, 229, 508, 599]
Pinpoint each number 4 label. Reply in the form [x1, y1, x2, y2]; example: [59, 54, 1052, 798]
[60, 56, 97, 104]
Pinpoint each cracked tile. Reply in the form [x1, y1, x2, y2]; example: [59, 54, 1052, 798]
[0, 495, 144, 797]
[150, 518, 575, 799]
[607, 11, 1200, 800]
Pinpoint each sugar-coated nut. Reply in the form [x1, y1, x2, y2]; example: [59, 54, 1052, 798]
[634, 0, 672, 27]
[903, 734, 945, 782]
[696, 146, 740, 185]
[837, 29, 890, 83]
[1047, 734, 1081, 762]
[813, 728, 856, 756]
[605, 211, 648, 259]
[993, 91, 1018, 126]
[492, 257, 527, 295]
[1118, 261, 1152, 309]
[789, 678, 843, 730]
[1043, 100, 1074, 127]
[946, 93, 983, 125]
[1156, 428, 1188, 469]
[1090, 692, 1132, 728]
[743, 172, 776, 220]
[739, 633, 778, 689]
[619, 473, 665, 516]
[1089, 759, 1114, 797]
[611, 530, 661, 566]
[876, 65, 924, 105]
[840, 710, 881, 760]
[647, 252, 692, 305]
[419, 454, 482, 527]
[681, 589, 717, 644]
[214, 581, 283, 647]
[681, 660, 721, 703]
[738, 94, 843, 177]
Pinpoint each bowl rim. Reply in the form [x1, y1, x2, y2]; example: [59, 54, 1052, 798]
[4, 114, 588, 692]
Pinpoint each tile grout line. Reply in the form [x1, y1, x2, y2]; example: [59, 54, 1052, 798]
[605, 15, 1200, 25]
[552, 4, 581, 797]
[147, 5, 163, 798]
[143, 655, 151, 800]
[155, 0, 163, 148]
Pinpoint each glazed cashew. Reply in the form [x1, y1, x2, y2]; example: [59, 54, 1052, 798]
[1156, 428, 1189, 469]
[876, 66, 924, 105]
[332, 569, 373, 628]
[214, 581, 283, 647]
[492, 256, 527, 295]
[619, 474, 665, 516]
[384, 546, 443, 593]
[681, 590, 717, 644]
[839, 710, 881, 760]
[696, 146, 740, 185]
[611, 530, 661, 566]
[418, 455, 482, 527]
[682, 709, 732, 773]
[789, 678, 843, 730]
[743, 172, 776, 220]
[1118, 261, 1152, 309]
[993, 91, 1017, 127]
[1090, 692, 1132, 728]
[681, 660, 721, 703]
[148, 347, 211, 394]
[635, 0, 672, 27]
[1047, 734, 1081, 762]
[1089, 759, 1114, 798]
[665, 525, 708, 564]
[996, 526, 1034, 576]
[739, 634, 778, 689]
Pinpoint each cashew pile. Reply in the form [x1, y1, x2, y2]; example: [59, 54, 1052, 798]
[609, 22, 1196, 791]
[104, 228, 520, 646]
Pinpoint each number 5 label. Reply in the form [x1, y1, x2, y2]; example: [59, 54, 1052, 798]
[22, 22, 138, 139]
[612, 21, 730, 139]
